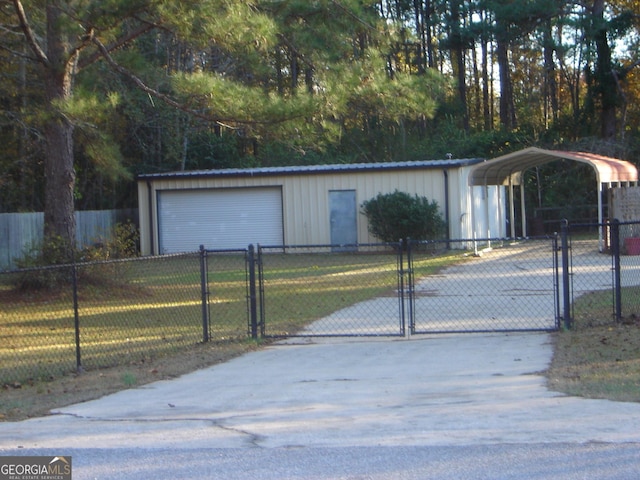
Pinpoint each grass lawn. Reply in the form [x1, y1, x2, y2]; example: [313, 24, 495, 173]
[547, 285, 640, 402]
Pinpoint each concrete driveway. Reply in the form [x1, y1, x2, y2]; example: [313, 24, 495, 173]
[2, 332, 640, 450]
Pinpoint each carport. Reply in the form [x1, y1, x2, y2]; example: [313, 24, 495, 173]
[469, 147, 638, 248]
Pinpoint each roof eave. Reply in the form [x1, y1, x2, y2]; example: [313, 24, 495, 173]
[137, 158, 485, 182]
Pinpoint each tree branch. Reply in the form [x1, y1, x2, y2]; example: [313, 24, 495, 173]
[330, 0, 377, 31]
[623, 59, 640, 73]
[91, 36, 260, 128]
[78, 19, 157, 70]
[11, 0, 49, 66]
[0, 42, 37, 61]
[277, 33, 316, 71]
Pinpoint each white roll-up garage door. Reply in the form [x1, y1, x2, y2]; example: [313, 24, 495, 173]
[158, 187, 283, 253]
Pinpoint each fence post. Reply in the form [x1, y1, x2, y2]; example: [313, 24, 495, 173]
[248, 244, 259, 339]
[199, 245, 210, 343]
[257, 245, 265, 337]
[560, 219, 572, 330]
[71, 260, 82, 373]
[398, 239, 406, 337]
[611, 219, 622, 322]
[405, 239, 415, 336]
[553, 233, 561, 329]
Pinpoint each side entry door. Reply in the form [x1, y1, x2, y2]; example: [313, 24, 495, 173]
[329, 190, 357, 251]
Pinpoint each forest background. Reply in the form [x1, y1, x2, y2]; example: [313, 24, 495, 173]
[1, 0, 639, 254]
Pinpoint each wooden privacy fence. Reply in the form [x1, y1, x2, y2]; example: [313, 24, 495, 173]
[0, 209, 137, 270]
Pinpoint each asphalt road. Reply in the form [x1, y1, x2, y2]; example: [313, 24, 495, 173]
[3, 443, 640, 479]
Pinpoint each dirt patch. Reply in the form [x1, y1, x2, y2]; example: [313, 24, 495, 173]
[0, 340, 266, 421]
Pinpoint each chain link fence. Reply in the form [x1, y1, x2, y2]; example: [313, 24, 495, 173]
[4, 222, 640, 386]
[569, 220, 640, 329]
[1, 253, 214, 386]
[2, 265, 77, 385]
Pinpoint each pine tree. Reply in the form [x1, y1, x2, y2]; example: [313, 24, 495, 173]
[4, 0, 300, 259]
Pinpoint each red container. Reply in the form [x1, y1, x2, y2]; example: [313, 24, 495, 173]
[624, 237, 640, 255]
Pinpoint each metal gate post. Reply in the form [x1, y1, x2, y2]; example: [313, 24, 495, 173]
[398, 239, 406, 337]
[257, 245, 265, 337]
[407, 239, 415, 335]
[553, 233, 561, 329]
[247, 244, 259, 339]
[71, 260, 82, 372]
[611, 219, 622, 322]
[199, 245, 210, 343]
[560, 220, 572, 329]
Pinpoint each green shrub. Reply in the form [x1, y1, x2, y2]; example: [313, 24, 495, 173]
[361, 190, 446, 243]
[13, 235, 72, 290]
[77, 220, 139, 262]
[12, 221, 139, 291]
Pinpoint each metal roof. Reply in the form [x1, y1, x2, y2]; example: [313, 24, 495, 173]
[137, 158, 484, 181]
[469, 147, 638, 186]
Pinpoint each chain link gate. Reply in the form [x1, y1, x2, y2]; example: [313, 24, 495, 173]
[202, 223, 640, 341]
[200, 246, 254, 342]
[253, 239, 563, 338]
[407, 238, 561, 334]
[257, 243, 406, 337]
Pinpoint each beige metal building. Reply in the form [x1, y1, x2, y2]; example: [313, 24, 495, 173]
[137, 159, 505, 255]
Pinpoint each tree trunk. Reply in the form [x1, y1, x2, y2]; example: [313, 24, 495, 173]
[42, 3, 76, 257]
[472, 41, 481, 129]
[496, 36, 516, 130]
[543, 20, 559, 126]
[449, 0, 469, 132]
[43, 79, 76, 256]
[481, 30, 491, 130]
[592, 0, 617, 139]
[412, 0, 428, 72]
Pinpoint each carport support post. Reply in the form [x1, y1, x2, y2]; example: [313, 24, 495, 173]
[560, 220, 572, 329]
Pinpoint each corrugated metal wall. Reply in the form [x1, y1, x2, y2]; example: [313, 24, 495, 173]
[138, 167, 505, 255]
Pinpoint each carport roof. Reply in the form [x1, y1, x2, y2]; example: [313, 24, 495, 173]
[137, 158, 484, 181]
[469, 147, 638, 186]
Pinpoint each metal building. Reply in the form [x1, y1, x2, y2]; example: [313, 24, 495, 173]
[137, 158, 506, 255]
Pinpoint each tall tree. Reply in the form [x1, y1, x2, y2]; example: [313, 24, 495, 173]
[542, 16, 560, 127]
[2, 0, 449, 253]
[591, 0, 618, 138]
[585, 0, 639, 139]
[444, 0, 471, 131]
[4, 0, 297, 258]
